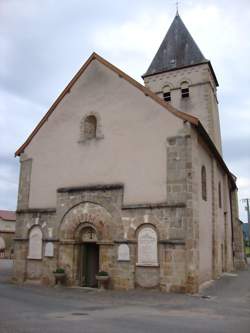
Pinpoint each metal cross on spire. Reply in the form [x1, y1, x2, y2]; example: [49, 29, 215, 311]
[176, 0, 180, 15]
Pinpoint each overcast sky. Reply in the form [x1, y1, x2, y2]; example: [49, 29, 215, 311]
[1, 0, 249, 221]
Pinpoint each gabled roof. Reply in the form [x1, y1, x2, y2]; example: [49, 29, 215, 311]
[0, 210, 16, 221]
[15, 52, 235, 189]
[143, 13, 218, 86]
[15, 52, 198, 157]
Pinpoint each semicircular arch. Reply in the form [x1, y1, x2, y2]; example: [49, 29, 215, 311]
[59, 202, 116, 241]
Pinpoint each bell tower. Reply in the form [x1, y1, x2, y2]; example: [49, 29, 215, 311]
[143, 12, 222, 153]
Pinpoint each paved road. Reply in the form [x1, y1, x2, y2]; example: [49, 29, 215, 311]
[0, 259, 250, 333]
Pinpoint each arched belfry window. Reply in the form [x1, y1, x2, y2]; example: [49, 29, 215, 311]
[163, 85, 171, 102]
[181, 81, 189, 98]
[28, 226, 43, 259]
[201, 166, 207, 201]
[79, 112, 104, 142]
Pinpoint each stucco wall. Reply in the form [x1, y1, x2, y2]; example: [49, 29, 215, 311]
[223, 176, 233, 271]
[196, 139, 234, 283]
[23, 60, 183, 208]
[216, 166, 233, 273]
[196, 141, 213, 284]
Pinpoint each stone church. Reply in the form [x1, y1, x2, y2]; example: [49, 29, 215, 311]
[13, 13, 245, 292]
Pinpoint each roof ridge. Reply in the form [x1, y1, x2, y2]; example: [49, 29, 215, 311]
[14, 52, 236, 191]
[15, 52, 198, 156]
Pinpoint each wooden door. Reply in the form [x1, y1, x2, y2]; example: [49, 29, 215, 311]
[82, 243, 99, 287]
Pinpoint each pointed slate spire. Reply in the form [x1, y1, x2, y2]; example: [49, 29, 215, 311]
[143, 13, 208, 77]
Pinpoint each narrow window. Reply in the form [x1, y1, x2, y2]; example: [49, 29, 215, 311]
[28, 226, 43, 259]
[181, 81, 189, 98]
[218, 182, 222, 208]
[163, 85, 171, 102]
[201, 166, 207, 201]
[84, 115, 97, 140]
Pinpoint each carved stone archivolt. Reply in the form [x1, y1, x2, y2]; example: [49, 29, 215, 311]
[59, 202, 114, 242]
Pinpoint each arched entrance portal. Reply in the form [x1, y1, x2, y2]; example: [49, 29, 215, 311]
[59, 202, 116, 287]
[79, 226, 99, 287]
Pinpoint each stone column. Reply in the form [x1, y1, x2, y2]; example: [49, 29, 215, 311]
[58, 242, 75, 285]
[12, 240, 27, 283]
[184, 130, 199, 293]
[17, 154, 32, 210]
[99, 243, 115, 288]
[166, 124, 199, 293]
[211, 159, 220, 279]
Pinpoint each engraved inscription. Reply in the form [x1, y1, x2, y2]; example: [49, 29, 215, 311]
[28, 226, 42, 259]
[44, 242, 54, 257]
[118, 244, 130, 261]
[137, 227, 158, 266]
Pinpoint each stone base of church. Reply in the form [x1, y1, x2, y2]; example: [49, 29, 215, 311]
[13, 184, 200, 293]
[13, 182, 243, 293]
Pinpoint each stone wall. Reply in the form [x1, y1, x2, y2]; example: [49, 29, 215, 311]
[13, 180, 191, 291]
[231, 190, 247, 270]
[13, 122, 203, 293]
[17, 154, 32, 210]
[0, 232, 15, 258]
[143, 63, 222, 153]
[13, 124, 238, 292]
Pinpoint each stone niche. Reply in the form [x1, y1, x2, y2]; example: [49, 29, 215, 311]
[117, 244, 130, 261]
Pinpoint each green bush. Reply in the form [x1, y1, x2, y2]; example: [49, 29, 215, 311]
[53, 268, 65, 274]
[245, 247, 250, 257]
[96, 271, 108, 276]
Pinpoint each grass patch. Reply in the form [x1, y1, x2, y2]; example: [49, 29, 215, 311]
[245, 247, 250, 257]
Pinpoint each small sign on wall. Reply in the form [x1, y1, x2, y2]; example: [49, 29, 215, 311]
[118, 244, 130, 261]
[44, 242, 54, 257]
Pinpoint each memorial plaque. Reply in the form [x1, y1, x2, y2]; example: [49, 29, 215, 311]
[28, 227, 42, 259]
[137, 227, 158, 265]
[45, 242, 54, 257]
[118, 244, 130, 261]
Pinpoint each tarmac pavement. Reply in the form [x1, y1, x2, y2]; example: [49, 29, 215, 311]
[0, 259, 250, 333]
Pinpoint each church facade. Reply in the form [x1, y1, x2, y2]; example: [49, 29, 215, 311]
[13, 13, 245, 293]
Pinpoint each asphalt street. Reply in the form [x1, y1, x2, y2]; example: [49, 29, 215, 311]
[0, 259, 250, 333]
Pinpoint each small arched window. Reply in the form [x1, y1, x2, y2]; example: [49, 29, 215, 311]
[163, 85, 171, 102]
[218, 182, 222, 208]
[84, 115, 97, 140]
[79, 112, 104, 142]
[28, 226, 43, 259]
[201, 166, 207, 201]
[181, 81, 189, 98]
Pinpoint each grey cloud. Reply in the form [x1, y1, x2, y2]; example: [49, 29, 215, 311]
[223, 136, 250, 162]
[0, 0, 250, 210]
